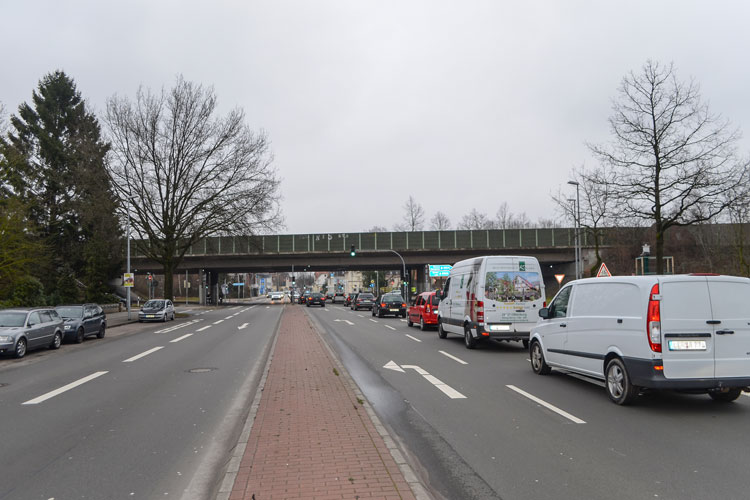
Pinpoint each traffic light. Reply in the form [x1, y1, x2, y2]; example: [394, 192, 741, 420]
[350, 245, 356, 257]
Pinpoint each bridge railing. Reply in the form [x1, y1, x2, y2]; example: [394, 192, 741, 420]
[132, 227, 591, 257]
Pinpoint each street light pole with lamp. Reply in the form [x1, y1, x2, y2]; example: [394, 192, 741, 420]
[567, 180, 581, 279]
[125, 194, 138, 320]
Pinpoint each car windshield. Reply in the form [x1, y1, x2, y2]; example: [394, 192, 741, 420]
[144, 300, 165, 309]
[0, 312, 27, 327]
[55, 306, 83, 318]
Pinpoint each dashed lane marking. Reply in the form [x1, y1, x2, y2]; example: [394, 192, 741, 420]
[213, 320, 224, 324]
[23, 371, 109, 405]
[369, 319, 378, 323]
[155, 319, 200, 334]
[196, 325, 211, 332]
[384, 325, 396, 331]
[506, 385, 586, 424]
[400, 364, 466, 399]
[439, 351, 468, 365]
[405, 334, 422, 342]
[123, 347, 164, 363]
[170, 334, 193, 343]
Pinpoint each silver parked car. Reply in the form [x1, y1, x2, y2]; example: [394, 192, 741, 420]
[0, 308, 65, 358]
[138, 299, 175, 322]
[55, 304, 107, 343]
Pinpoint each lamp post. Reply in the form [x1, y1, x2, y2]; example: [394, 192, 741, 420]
[125, 195, 137, 320]
[567, 181, 581, 279]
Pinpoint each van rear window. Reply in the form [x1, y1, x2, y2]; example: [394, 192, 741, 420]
[484, 271, 542, 302]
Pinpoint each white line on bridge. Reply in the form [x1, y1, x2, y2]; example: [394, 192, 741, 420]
[405, 334, 422, 342]
[439, 351, 468, 364]
[506, 385, 586, 424]
[123, 346, 164, 363]
[170, 334, 193, 343]
[23, 371, 109, 405]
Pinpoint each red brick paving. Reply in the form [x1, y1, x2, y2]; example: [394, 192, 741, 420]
[229, 305, 417, 500]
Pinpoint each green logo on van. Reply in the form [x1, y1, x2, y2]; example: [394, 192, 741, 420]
[519, 261, 526, 271]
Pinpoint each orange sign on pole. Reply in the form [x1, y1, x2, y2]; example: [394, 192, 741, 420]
[596, 263, 612, 277]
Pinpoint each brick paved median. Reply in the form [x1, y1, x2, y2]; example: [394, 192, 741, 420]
[228, 305, 419, 500]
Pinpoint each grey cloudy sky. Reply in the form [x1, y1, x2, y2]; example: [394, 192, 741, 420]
[2, 1, 750, 234]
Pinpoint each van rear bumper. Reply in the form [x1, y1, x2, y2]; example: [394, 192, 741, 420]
[624, 357, 750, 390]
[476, 323, 529, 341]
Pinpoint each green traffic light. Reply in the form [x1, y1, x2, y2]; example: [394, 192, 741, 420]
[350, 244, 356, 257]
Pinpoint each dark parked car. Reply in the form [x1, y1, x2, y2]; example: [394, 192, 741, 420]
[55, 304, 107, 343]
[306, 292, 326, 307]
[372, 293, 407, 318]
[0, 308, 64, 358]
[350, 292, 375, 311]
[138, 299, 175, 322]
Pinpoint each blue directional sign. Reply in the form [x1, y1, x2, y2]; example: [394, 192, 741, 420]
[428, 264, 452, 277]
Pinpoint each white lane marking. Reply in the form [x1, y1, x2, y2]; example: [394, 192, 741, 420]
[405, 334, 422, 343]
[232, 313, 240, 316]
[334, 319, 355, 326]
[384, 325, 396, 330]
[23, 371, 109, 405]
[369, 319, 378, 323]
[224, 316, 233, 320]
[265, 306, 270, 309]
[170, 334, 193, 343]
[383, 360, 405, 372]
[123, 346, 164, 363]
[506, 385, 586, 424]
[357, 314, 364, 318]
[196, 325, 211, 332]
[400, 319, 407, 322]
[439, 351, 468, 365]
[401, 364, 466, 399]
[238, 323, 249, 330]
[230, 306, 241, 310]
[213, 320, 224, 324]
[155, 319, 200, 334]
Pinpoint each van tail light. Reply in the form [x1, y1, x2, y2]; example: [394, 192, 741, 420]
[476, 300, 485, 325]
[543, 301, 547, 308]
[647, 284, 662, 352]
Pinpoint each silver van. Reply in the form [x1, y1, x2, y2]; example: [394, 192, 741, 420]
[530, 274, 750, 404]
[0, 308, 65, 358]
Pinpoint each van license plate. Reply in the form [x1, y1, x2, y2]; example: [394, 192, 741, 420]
[490, 324, 511, 331]
[668, 340, 706, 351]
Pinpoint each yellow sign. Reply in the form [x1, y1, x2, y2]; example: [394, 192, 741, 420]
[124, 273, 135, 287]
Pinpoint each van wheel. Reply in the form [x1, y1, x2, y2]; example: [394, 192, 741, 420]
[709, 388, 742, 402]
[438, 321, 447, 339]
[407, 316, 413, 327]
[464, 324, 477, 349]
[530, 341, 551, 375]
[605, 358, 639, 405]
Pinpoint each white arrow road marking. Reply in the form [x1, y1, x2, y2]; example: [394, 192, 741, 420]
[384, 325, 396, 330]
[123, 346, 164, 363]
[23, 371, 108, 405]
[384, 362, 466, 399]
[196, 325, 211, 332]
[334, 319, 355, 326]
[405, 334, 422, 342]
[238, 323, 249, 330]
[506, 385, 586, 424]
[439, 351, 468, 365]
[170, 334, 193, 343]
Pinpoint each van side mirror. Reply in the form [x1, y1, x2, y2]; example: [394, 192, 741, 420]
[538, 308, 549, 319]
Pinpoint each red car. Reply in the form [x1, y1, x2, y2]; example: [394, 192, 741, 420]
[407, 291, 440, 330]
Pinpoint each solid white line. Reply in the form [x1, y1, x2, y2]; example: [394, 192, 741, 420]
[369, 319, 378, 323]
[506, 385, 586, 424]
[384, 325, 396, 330]
[196, 325, 211, 332]
[170, 334, 193, 343]
[123, 346, 164, 363]
[401, 365, 465, 399]
[23, 371, 109, 405]
[405, 334, 422, 342]
[439, 351, 468, 365]
[213, 320, 224, 324]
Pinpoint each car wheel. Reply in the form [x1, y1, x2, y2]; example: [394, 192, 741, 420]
[50, 331, 62, 350]
[438, 320, 447, 339]
[14, 337, 27, 358]
[420, 317, 426, 331]
[530, 340, 551, 375]
[407, 316, 413, 327]
[605, 358, 639, 405]
[709, 388, 742, 402]
[162, 314, 168, 322]
[97, 325, 106, 339]
[75, 327, 85, 344]
[464, 323, 477, 349]
[321, 304, 325, 307]
[401, 312, 407, 318]
[522, 339, 530, 349]
[171, 312, 175, 320]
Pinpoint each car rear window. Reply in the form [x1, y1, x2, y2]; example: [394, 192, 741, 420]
[359, 294, 374, 299]
[384, 294, 403, 302]
[56, 306, 83, 318]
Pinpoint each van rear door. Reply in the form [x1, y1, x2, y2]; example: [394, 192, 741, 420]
[660, 279, 715, 379]
[707, 278, 750, 379]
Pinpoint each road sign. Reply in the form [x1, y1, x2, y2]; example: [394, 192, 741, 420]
[428, 265, 452, 277]
[596, 263, 612, 277]
[554, 274, 565, 284]
[232, 282, 244, 286]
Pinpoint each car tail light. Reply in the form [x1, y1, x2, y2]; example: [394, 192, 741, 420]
[647, 284, 661, 352]
[476, 300, 484, 325]
[401, 303, 406, 308]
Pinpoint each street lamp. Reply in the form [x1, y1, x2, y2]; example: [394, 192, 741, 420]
[567, 180, 581, 279]
[125, 194, 138, 320]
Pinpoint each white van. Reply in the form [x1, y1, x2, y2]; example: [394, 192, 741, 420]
[438, 256, 545, 349]
[530, 274, 750, 405]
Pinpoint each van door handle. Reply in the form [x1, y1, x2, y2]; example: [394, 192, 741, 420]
[559, 323, 567, 328]
[715, 330, 735, 335]
[706, 320, 721, 325]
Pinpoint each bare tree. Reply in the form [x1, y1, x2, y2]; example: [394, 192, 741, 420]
[552, 164, 616, 275]
[495, 202, 532, 229]
[589, 60, 747, 273]
[105, 76, 281, 299]
[458, 209, 495, 230]
[394, 195, 425, 231]
[367, 225, 389, 232]
[430, 211, 451, 230]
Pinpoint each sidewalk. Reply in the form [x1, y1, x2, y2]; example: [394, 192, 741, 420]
[222, 305, 427, 500]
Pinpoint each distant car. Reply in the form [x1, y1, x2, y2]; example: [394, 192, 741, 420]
[0, 307, 64, 358]
[138, 299, 175, 322]
[306, 292, 326, 307]
[55, 304, 107, 343]
[372, 293, 407, 318]
[299, 291, 311, 304]
[351, 292, 375, 311]
[407, 291, 440, 330]
[326, 292, 334, 301]
[333, 291, 345, 303]
[270, 291, 284, 302]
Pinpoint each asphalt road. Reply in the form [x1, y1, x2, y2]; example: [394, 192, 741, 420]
[0, 302, 280, 500]
[307, 302, 750, 500]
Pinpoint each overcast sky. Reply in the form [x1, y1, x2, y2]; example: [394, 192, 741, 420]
[2, 1, 750, 234]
